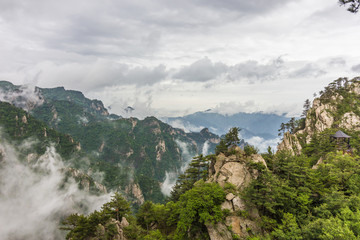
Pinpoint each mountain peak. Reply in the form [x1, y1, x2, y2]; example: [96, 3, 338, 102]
[278, 77, 360, 155]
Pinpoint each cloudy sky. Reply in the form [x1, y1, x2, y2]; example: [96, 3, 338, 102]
[1, 0, 360, 118]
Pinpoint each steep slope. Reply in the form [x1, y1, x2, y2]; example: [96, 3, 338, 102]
[0, 101, 106, 193]
[0, 81, 220, 203]
[278, 77, 360, 159]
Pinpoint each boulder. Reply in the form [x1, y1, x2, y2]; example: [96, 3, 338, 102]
[277, 132, 302, 155]
[226, 193, 235, 201]
[206, 222, 233, 240]
[225, 216, 261, 238]
[339, 112, 360, 130]
[215, 162, 252, 190]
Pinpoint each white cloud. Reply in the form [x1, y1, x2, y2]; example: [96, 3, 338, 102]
[0, 139, 111, 240]
[0, 0, 359, 118]
[174, 57, 228, 82]
[351, 64, 360, 73]
[246, 136, 280, 153]
[162, 119, 205, 133]
[160, 140, 196, 196]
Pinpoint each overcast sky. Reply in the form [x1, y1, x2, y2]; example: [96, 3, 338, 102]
[1, 0, 360, 118]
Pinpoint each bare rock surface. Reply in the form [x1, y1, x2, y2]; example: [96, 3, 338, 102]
[206, 149, 265, 238]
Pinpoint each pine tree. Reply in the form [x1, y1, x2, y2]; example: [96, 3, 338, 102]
[169, 155, 210, 202]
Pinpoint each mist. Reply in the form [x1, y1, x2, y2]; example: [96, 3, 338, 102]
[246, 136, 280, 153]
[160, 139, 195, 196]
[0, 140, 111, 240]
[0, 84, 43, 111]
[201, 140, 210, 156]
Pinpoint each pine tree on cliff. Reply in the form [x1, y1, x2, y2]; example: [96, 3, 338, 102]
[169, 154, 210, 202]
[215, 127, 241, 154]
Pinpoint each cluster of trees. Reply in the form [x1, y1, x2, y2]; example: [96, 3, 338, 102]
[0, 101, 79, 159]
[61, 193, 131, 239]
[215, 127, 241, 155]
[245, 150, 360, 239]
[169, 154, 211, 202]
[62, 181, 226, 240]
[278, 99, 310, 137]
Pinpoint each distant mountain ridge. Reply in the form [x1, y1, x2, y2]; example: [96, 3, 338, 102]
[0, 80, 220, 203]
[0, 81, 121, 120]
[163, 111, 290, 139]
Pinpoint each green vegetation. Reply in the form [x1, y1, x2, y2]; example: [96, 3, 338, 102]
[245, 150, 360, 239]
[61, 127, 240, 239]
[0, 101, 79, 159]
[215, 127, 241, 155]
[61, 193, 131, 240]
[62, 126, 360, 239]
[0, 81, 220, 203]
[6, 78, 360, 239]
[32, 95, 219, 203]
[62, 181, 226, 240]
[169, 154, 211, 202]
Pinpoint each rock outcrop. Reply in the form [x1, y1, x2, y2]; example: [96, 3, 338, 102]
[277, 132, 302, 155]
[339, 112, 360, 130]
[278, 78, 360, 154]
[206, 147, 265, 239]
[92, 217, 129, 240]
[124, 182, 145, 205]
[67, 168, 107, 194]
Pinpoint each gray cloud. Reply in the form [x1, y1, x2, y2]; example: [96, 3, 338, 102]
[121, 64, 167, 85]
[174, 57, 286, 83]
[227, 57, 285, 82]
[0, 0, 296, 61]
[351, 64, 360, 73]
[328, 57, 346, 67]
[174, 57, 227, 82]
[193, 0, 295, 14]
[20, 60, 168, 92]
[0, 0, 357, 119]
[289, 63, 326, 78]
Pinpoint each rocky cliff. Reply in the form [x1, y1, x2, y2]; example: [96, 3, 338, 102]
[206, 147, 267, 239]
[278, 77, 360, 155]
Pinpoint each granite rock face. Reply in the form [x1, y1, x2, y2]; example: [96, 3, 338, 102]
[206, 148, 265, 239]
[278, 79, 360, 155]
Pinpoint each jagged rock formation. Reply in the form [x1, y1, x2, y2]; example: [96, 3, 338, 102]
[206, 147, 266, 239]
[67, 168, 107, 194]
[278, 77, 360, 155]
[277, 132, 302, 155]
[124, 182, 145, 205]
[92, 217, 129, 240]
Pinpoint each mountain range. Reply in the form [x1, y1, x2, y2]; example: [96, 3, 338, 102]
[0, 80, 220, 204]
[163, 111, 290, 139]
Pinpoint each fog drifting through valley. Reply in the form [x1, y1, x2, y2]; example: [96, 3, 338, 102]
[0, 139, 111, 240]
